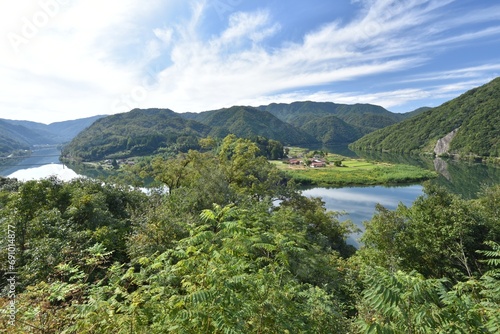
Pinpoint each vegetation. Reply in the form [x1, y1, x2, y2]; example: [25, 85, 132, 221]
[183, 106, 315, 145]
[1, 134, 499, 333]
[299, 115, 363, 144]
[61, 101, 420, 162]
[258, 101, 403, 126]
[273, 155, 437, 187]
[351, 77, 500, 158]
[62, 109, 212, 161]
[0, 134, 28, 157]
[0, 116, 104, 156]
[0, 120, 44, 155]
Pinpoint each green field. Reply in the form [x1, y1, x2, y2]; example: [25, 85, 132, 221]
[272, 154, 437, 186]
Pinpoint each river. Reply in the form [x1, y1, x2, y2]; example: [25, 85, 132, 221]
[0, 147, 78, 181]
[1, 147, 499, 247]
[303, 184, 424, 246]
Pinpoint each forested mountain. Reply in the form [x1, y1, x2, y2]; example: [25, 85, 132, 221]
[257, 101, 402, 133]
[62, 101, 440, 161]
[0, 119, 53, 156]
[0, 125, 30, 156]
[4, 115, 105, 143]
[181, 106, 315, 144]
[47, 115, 106, 142]
[299, 115, 363, 143]
[0, 115, 105, 157]
[350, 77, 500, 157]
[399, 106, 432, 120]
[62, 108, 212, 161]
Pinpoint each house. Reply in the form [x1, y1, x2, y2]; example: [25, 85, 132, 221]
[311, 161, 326, 168]
[288, 159, 302, 165]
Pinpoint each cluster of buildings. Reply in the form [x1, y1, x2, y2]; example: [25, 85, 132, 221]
[286, 157, 327, 168]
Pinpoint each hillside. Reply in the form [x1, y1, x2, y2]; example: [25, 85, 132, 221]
[257, 101, 402, 134]
[62, 101, 425, 161]
[399, 107, 432, 120]
[62, 108, 212, 161]
[0, 115, 106, 157]
[46, 115, 106, 142]
[184, 106, 315, 145]
[350, 77, 500, 157]
[299, 115, 363, 143]
[0, 119, 55, 156]
[0, 126, 29, 156]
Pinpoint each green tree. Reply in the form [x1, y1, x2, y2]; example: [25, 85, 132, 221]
[359, 183, 493, 281]
[356, 242, 500, 333]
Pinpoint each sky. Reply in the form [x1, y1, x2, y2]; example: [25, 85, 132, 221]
[1, 0, 500, 124]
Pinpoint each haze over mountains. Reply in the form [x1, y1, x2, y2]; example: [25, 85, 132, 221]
[0, 115, 105, 156]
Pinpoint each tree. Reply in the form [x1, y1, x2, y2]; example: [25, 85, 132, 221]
[67, 203, 351, 333]
[356, 242, 500, 333]
[359, 183, 492, 281]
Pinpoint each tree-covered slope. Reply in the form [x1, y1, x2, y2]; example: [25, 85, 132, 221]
[299, 115, 363, 143]
[257, 101, 402, 138]
[399, 107, 432, 120]
[2, 115, 106, 148]
[0, 120, 55, 154]
[62, 109, 211, 161]
[350, 77, 500, 157]
[0, 131, 29, 156]
[46, 115, 106, 142]
[192, 106, 315, 145]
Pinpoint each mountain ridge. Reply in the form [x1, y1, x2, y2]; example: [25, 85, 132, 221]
[350, 77, 500, 158]
[0, 115, 105, 157]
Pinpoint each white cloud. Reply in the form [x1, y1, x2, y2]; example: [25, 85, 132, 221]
[154, 28, 174, 45]
[0, 0, 499, 122]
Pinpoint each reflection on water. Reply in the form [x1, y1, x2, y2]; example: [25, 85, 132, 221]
[0, 147, 63, 176]
[7, 164, 79, 181]
[0, 147, 80, 181]
[303, 185, 424, 247]
[350, 147, 500, 199]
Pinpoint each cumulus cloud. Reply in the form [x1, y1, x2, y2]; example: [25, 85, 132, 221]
[1, 0, 499, 122]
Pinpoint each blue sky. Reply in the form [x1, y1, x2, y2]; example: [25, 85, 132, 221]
[1, 0, 500, 123]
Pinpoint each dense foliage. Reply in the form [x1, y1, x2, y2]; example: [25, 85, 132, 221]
[257, 101, 404, 134]
[351, 77, 500, 157]
[1, 135, 499, 333]
[298, 115, 363, 144]
[62, 109, 212, 161]
[183, 106, 315, 145]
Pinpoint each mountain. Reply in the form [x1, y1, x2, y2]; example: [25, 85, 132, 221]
[62, 109, 212, 161]
[182, 106, 315, 145]
[350, 77, 500, 157]
[4, 115, 106, 144]
[257, 101, 402, 135]
[399, 107, 432, 120]
[0, 121, 30, 156]
[63, 102, 417, 161]
[299, 115, 363, 144]
[0, 119, 55, 156]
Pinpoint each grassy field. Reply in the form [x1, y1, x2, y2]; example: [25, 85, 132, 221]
[272, 152, 437, 186]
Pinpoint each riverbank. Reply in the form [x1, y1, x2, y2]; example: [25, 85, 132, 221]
[271, 156, 437, 187]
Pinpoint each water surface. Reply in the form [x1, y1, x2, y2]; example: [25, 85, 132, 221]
[302, 185, 424, 246]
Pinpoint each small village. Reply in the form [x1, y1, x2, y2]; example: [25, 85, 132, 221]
[283, 148, 343, 169]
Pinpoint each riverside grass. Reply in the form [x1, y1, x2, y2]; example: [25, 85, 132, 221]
[271, 157, 437, 187]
